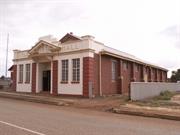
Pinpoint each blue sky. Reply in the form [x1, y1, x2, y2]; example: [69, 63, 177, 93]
[0, 0, 180, 77]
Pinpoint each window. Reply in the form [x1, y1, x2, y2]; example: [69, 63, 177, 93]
[61, 60, 68, 82]
[19, 64, 23, 83]
[25, 64, 30, 83]
[152, 68, 154, 75]
[112, 61, 117, 81]
[123, 61, 128, 70]
[135, 64, 139, 72]
[72, 58, 80, 82]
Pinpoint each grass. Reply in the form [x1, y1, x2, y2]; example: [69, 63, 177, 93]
[131, 91, 179, 108]
[153, 91, 175, 100]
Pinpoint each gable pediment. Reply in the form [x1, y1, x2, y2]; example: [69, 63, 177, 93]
[29, 40, 60, 55]
[59, 33, 82, 43]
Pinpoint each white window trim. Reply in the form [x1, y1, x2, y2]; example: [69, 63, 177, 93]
[61, 59, 69, 82]
[25, 64, 31, 83]
[19, 64, 23, 83]
[72, 58, 80, 82]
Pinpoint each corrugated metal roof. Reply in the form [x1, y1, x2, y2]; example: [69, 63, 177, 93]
[101, 45, 168, 71]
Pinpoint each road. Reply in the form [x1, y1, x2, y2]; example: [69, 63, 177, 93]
[0, 98, 180, 135]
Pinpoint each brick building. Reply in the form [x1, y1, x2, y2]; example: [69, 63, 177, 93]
[11, 33, 168, 97]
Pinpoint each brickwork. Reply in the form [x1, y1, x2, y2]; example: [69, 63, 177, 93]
[52, 60, 58, 95]
[31, 63, 36, 93]
[151, 68, 156, 82]
[121, 61, 131, 95]
[93, 54, 100, 96]
[101, 55, 120, 95]
[98, 55, 167, 96]
[119, 59, 123, 94]
[12, 65, 17, 91]
[133, 64, 141, 82]
[83, 57, 94, 97]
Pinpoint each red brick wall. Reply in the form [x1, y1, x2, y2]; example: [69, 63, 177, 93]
[151, 68, 156, 82]
[101, 55, 120, 95]
[158, 70, 161, 82]
[91, 54, 168, 97]
[31, 63, 36, 93]
[119, 60, 123, 94]
[121, 61, 131, 95]
[12, 65, 17, 91]
[83, 57, 94, 97]
[162, 71, 167, 82]
[93, 54, 100, 96]
[140, 65, 145, 82]
[146, 67, 151, 82]
[133, 63, 141, 82]
[52, 60, 58, 95]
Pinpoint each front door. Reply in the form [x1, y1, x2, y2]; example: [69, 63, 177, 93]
[43, 70, 51, 91]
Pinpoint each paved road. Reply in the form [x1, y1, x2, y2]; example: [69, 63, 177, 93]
[0, 98, 180, 135]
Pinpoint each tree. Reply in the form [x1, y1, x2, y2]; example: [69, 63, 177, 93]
[170, 69, 180, 82]
[0, 75, 5, 80]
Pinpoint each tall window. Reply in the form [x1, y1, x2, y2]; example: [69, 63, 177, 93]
[61, 60, 68, 82]
[25, 64, 30, 83]
[72, 58, 80, 82]
[19, 64, 23, 83]
[135, 64, 139, 72]
[123, 61, 128, 70]
[112, 61, 117, 80]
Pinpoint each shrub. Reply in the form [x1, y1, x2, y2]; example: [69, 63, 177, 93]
[155, 91, 174, 100]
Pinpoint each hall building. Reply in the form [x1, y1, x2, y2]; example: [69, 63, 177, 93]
[10, 33, 168, 97]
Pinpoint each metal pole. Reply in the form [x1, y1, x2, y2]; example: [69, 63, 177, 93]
[5, 33, 9, 77]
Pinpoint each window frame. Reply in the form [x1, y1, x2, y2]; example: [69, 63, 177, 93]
[72, 58, 80, 83]
[19, 64, 23, 83]
[123, 61, 128, 71]
[61, 59, 69, 83]
[112, 60, 117, 81]
[25, 64, 31, 83]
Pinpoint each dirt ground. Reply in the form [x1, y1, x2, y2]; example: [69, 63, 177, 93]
[72, 95, 129, 111]
[1, 90, 180, 116]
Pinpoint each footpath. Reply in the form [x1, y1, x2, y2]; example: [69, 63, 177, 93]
[0, 91, 180, 121]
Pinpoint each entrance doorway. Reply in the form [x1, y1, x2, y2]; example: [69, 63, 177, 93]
[42, 70, 51, 91]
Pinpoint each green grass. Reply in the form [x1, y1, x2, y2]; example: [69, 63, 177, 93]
[130, 91, 179, 108]
[154, 91, 175, 100]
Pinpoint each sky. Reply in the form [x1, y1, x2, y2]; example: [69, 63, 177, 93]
[0, 0, 180, 77]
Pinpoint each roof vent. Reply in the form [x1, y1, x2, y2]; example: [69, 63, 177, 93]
[69, 32, 73, 35]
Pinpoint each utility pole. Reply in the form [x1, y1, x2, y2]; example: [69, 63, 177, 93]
[5, 33, 9, 77]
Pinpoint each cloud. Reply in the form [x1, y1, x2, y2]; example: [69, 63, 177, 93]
[159, 25, 180, 49]
[160, 25, 179, 37]
[0, 0, 180, 76]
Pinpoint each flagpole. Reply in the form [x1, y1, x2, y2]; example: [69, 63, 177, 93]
[5, 33, 9, 77]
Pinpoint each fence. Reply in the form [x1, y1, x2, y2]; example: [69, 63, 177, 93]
[130, 82, 180, 100]
[0, 79, 11, 89]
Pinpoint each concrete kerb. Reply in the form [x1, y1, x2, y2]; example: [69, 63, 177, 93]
[111, 107, 180, 121]
[0, 91, 74, 106]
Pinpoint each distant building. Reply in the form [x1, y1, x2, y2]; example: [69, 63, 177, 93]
[10, 33, 168, 97]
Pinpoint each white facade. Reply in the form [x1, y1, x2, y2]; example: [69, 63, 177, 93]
[16, 59, 33, 93]
[13, 34, 97, 95]
[57, 52, 94, 95]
